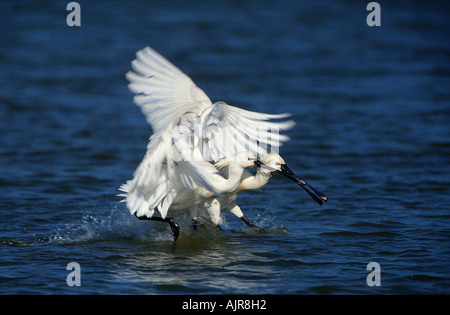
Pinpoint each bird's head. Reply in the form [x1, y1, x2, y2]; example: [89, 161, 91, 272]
[254, 153, 328, 205]
[228, 151, 258, 168]
[254, 153, 286, 173]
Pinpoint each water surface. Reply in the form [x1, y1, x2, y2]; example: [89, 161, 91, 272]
[1, 1, 449, 294]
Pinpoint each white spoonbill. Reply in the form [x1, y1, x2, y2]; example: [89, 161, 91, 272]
[202, 153, 327, 229]
[118, 47, 296, 240]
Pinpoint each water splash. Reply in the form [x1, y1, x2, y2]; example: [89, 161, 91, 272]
[48, 204, 169, 244]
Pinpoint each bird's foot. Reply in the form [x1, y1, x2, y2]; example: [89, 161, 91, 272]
[166, 218, 180, 241]
[216, 225, 226, 231]
[190, 219, 198, 230]
[241, 216, 266, 233]
[135, 214, 180, 241]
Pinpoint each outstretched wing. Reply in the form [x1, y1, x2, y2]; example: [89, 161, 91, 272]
[119, 47, 295, 219]
[126, 46, 212, 135]
[119, 47, 217, 218]
[200, 102, 295, 163]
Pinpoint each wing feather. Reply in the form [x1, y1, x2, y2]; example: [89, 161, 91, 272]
[119, 47, 295, 219]
[201, 102, 295, 162]
[127, 46, 212, 134]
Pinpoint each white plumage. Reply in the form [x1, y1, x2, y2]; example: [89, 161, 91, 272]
[118, 47, 298, 232]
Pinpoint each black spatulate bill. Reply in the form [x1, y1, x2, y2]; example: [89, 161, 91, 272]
[276, 163, 328, 205]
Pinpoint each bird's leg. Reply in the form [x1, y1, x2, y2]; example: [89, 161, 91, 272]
[189, 207, 199, 230]
[135, 214, 180, 241]
[227, 203, 264, 231]
[240, 215, 256, 228]
[165, 218, 180, 240]
[204, 198, 223, 227]
[228, 204, 256, 228]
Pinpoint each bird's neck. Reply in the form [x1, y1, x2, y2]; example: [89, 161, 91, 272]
[205, 162, 247, 195]
[237, 168, 272, 192]
[223, 164, 246, 192]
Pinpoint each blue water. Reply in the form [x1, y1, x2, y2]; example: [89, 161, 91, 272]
[1, 1, 449, 294]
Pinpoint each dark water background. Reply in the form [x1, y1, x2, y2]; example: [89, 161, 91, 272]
[1, 1, 449, 294]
